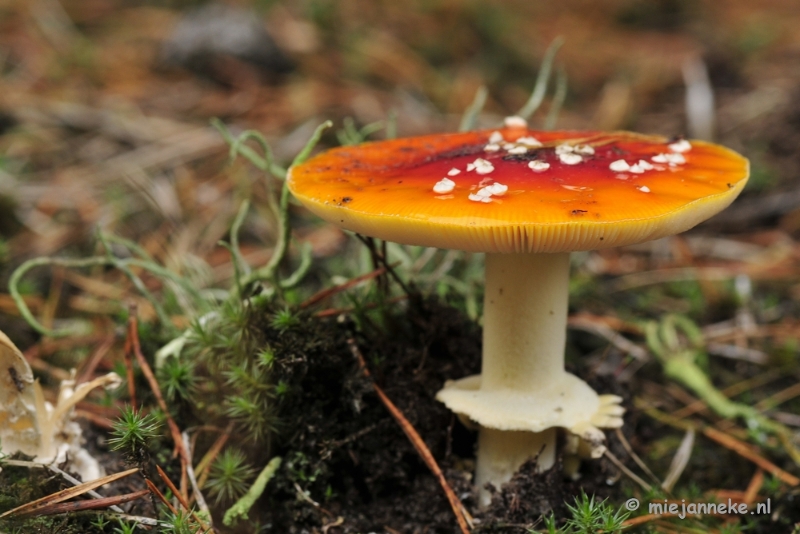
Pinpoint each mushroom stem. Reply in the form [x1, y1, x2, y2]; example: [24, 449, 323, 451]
[482, 252, 570, 391]
[476, 427, 556, 508]
[475, 252, 570, 507]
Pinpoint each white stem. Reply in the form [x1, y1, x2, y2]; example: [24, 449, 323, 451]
[476, 427, 556, 508]
[475, 252, 570, 507]
[481, 252, 570, 390]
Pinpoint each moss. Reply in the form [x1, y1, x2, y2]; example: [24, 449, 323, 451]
[0, 459, 104, 534]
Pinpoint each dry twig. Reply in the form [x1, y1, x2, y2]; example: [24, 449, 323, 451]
[743, 469, 764, 505]
[614, 429, 663, 487]
[126, 307, 191, 496]
[0, 467, 138, 519]
[76, 332, 115, 384]
[1, 459, 126, 514]
[300, 266, 387, 309]
[603, 450, 652, 492]
[196, 423, 235, 488]
[642, 404, 800, 486]
[157, 465, 212, 532]
[14, 490, 149, 517]
[347, 338, 472, 534]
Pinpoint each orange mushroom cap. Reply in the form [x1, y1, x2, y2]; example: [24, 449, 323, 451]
[287, 128, 749, 253]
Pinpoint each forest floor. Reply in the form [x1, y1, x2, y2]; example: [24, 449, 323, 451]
[1, 1, 800, 532]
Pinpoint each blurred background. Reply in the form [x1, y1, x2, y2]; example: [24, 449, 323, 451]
[2, 0, 800, 341]
[2, 1, 800, 531]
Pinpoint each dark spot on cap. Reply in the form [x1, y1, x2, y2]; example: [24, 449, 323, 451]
[599, 237, 604, 241]
[342, 197, 352, 203]
[8, 367, 24, 392]
[502, 150, 541, 162]
[727, 183, 733, 189]
[425, 144, 484, 163]
[571, 209, 588, 215]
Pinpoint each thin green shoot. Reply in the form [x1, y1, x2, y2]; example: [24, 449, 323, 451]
[545, 66, 568, 130]
[517, 36, 565, 120]
[459, 86, 488, 132]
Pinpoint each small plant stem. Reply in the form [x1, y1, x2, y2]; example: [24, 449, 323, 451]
[517, 36, 564, 120]
[230, 200, 252, 275]
[225, 199, 252, 295]
[211, 119, 287, 178]
[315, 295, 407, 318]
[107, 513, 160, 528]
[196, 423, 235, 488]
[544, 66, 568, 130]
[145, 478, 180, 517]
[641, 403, 800, 486]
[615, 428, 663, 487]
[156, 465, 189, 511]
[348, 339, 473, 534]
[122, 327, 138, 409]
[354, 234, 412, 296]
[671, 370, 781, 419]
[603, 449, 652, 492]
[743, 469, 764, 505]
[291, 120, 333, 167]
[241, 179, 292, 295]
[10, 256, 108, 336]
[126, 307, 191, 492]
[9, 247, 202, 337]
[300, 266, 388, 309]
[235, 121, 331, 295]
[459, 86, 488, 132]
[76, 332, 115, 384]
[279, 241, 313, 289]
[41, 265, 64, 331]
[182, 431, 212, 526]
[647, 316, 800, 465]
[386, 109, 398, 139]
[97, 232, 175, 329]
[103, 233, 154, 261]
[157, 464, 212, 532]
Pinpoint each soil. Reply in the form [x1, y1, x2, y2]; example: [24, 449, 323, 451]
[243, 293, 631, 533]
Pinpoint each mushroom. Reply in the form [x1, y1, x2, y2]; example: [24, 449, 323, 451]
[0, 329, 121, 481]
[287, 125, 749, 507]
